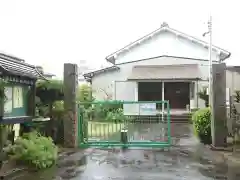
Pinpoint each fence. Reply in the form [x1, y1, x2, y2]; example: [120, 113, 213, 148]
[77, 100, 171, 148]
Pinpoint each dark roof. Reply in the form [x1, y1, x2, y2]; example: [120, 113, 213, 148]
[226, 66, 240, 73]
[83, 66, 120, 78]
[0, 53, 45, 79]
[106, 23, 230, 64]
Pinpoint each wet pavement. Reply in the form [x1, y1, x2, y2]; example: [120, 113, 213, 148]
[4, 123, 240, 179]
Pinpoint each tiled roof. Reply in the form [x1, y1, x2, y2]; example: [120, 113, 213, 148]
[0, 53, 45, 79]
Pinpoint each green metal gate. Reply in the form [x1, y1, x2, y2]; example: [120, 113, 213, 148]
[78, 101, 171, 148]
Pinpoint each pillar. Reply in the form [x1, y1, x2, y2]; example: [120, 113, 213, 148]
[63, 63, 78, 148]
[212, 63, 227, 147]
[161, 81, 165, 121]
[161, 81, 165, 140]
[134, 83, 138, 101]
[196, 80, 199, 109]
[189, 82, 195, 110]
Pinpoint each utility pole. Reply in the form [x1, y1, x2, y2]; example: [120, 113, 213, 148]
[203, 16, 227, 147]
[203, 16, 214, 143]
[208, 16, 213, 108]
[203, 15, 212, 107]
[208, 16, 214, 144]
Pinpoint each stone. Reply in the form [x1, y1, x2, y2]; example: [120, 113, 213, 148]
[63, 63, 78, 148]
[212, 63, 228, 147]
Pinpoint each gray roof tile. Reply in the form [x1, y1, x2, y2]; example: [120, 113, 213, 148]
[0, 53, 44, 79]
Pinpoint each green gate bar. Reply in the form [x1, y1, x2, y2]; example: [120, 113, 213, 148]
[77, 100, 171, 148]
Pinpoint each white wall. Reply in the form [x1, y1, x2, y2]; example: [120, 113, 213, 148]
[114, 31, 219, 64]
[91, 62, 240, 112]
[226, 70, 240, 95]
[91, 70, 120, 100]
[91, 56, 215, 108]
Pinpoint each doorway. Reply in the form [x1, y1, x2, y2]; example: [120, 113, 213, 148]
[164, 82, 190, 109]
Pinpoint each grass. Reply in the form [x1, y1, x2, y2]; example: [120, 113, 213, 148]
[88, 121, 123, 138]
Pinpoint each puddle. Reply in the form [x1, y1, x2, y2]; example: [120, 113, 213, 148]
[3, 123, 240, 179]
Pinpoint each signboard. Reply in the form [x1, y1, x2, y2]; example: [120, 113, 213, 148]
[139, 103, 156, 115]
[123, 103, 157, 116]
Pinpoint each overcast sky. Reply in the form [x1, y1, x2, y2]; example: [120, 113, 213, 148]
[0, 0, 238, 78]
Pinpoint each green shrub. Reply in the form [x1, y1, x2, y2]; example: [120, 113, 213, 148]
[4, 131, 58, 169]
[192, 108, 211, 144]
[105, 108, 129, 123]
[83, 101, 124, 122]
[231, 90, 240, 120]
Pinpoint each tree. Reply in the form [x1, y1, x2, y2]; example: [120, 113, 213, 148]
[36, 79, 64, 116]
[36, 79, 64, 142]
[77, 84, 94, 102]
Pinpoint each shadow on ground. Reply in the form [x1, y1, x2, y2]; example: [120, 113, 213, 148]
[3, 123, 240, 180]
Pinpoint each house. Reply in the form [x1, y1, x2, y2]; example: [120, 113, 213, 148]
[0, 52, 47, 140]
[43, 72, 56, 79]
[84, 22, 232, 111]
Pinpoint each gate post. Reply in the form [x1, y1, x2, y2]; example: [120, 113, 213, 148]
[63, 63, 78, 148]
[211, 63, 227, 147]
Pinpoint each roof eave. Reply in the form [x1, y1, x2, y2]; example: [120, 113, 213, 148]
[83, 75, 92, 82]
[223, 51, 231, 61]
[105, 25, 231, 63]
[83, 73, 93, 79]
[83, 66, 120, 79]
[105, 56, 116, 64]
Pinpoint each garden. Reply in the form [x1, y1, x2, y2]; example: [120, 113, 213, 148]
[0, 79, 131, 171]
[81, 101, 133, 139]
[2, 80, 236, 171]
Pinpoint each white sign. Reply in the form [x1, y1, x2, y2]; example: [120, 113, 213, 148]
[140, 103, 156, 115]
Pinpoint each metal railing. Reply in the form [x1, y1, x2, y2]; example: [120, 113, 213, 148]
[77, 100, 171, 148]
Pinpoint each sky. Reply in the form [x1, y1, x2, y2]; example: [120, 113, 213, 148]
[0, 0, 238, 78]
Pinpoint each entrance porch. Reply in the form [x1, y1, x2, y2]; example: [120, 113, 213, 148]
[128, 64, 202, 112]
[137, 81, 194, 112]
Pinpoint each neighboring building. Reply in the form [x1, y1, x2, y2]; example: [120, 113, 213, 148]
[226, 66, 240, 95]
[0, 52, 47, 140]
[35, 66, 56, 79]
[43, 72, 56, 79]
[84, 23, 231, 111]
